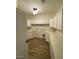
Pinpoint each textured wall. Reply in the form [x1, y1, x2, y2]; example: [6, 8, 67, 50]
[27, 26, 50, 42]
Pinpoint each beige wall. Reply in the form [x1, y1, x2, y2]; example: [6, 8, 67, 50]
[50, 30, 63, 59]
[27, 15, 51, 27]
[16, 8, 27, 59]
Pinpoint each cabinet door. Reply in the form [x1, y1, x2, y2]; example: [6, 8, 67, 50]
[49, 10, 63, 30]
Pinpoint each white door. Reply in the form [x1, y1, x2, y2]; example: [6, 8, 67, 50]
[16, 8, 27, 59]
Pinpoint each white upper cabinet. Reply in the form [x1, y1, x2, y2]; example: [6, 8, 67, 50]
[49, 10, 63, 30]
[56, 10, 62, 30]
[27, 19, 31, 27]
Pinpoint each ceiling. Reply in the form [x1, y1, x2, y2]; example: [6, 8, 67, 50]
[17, 0, 63, 16]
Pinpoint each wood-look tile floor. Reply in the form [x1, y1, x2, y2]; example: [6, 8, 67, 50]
[28, 37, 51, 59]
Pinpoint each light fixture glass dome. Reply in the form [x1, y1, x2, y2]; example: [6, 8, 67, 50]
[33, 8, 38, 15]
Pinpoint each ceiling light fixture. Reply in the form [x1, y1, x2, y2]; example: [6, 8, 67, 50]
[33, 8, 38, 15]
